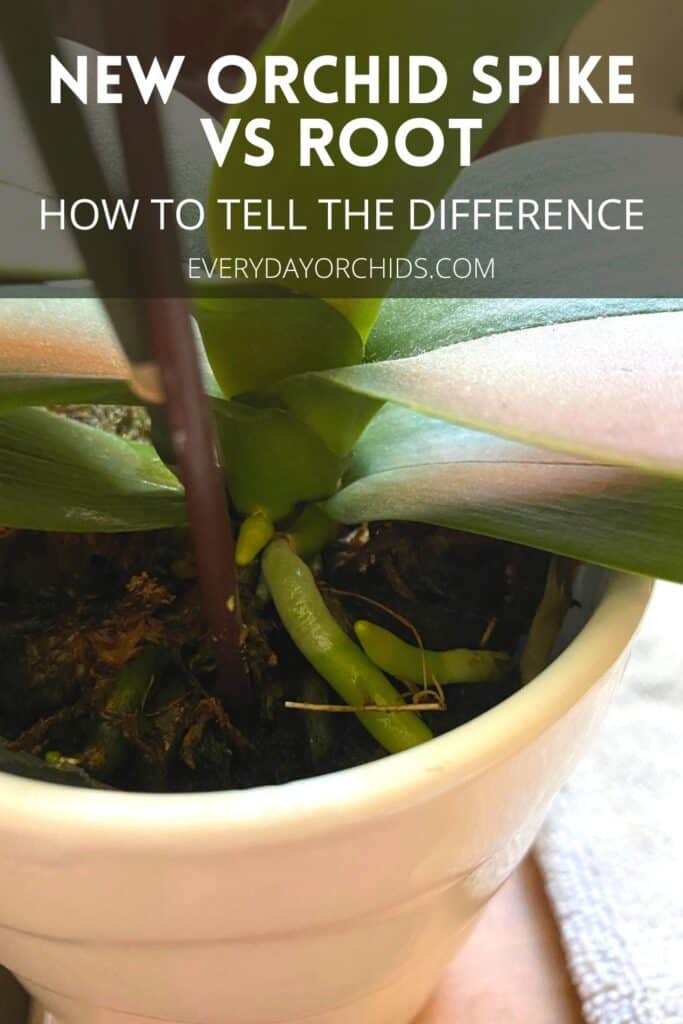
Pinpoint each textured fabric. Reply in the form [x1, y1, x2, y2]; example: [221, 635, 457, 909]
[537, 582, 683, 1024]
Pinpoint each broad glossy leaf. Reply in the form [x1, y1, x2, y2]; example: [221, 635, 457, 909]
[0, 408, 184, 532]
[0, 294, 227, 410]
[0, 37, 215, 278]
[2, 10, 224, 499]
[1, 20, 127, 287]
[366, 133, 683, 361]
[0, 182, 83, 282]
[1, 15, 157, 367]
[196, 293, 363, 398]
[0, 37, 215, 204]
[368, 297, 683, 362]
[0, 297, 134, 411]
[240, 375, 381, 456]
[322, 311, 683, 479]
[208, 0, 594, 335]
[0, 281, 363, 408]
[327, 405, 683, 582]
[0, 375, 132, 415]
[392, 135, 681, 298]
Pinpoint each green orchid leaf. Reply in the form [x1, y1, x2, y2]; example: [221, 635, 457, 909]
[0, 376, 132, 415]
[195, 293, 363, 398]
[0, 36, 215, 281]
[0, 408, 184, 532]
[1, 39, 213, 200]
[367, 297, 683, 363]
[0, 284, 362, 408]
[0, 294, 228, 411]
[321, 310, 683, 480]
[213, 400, 344, 521]
[208, 0, 594, 338]
[0, 181, 83, 282]
[1, 14, 129, 293]
[366, 132, 683, 362]
[327, 405, 683, 582]
[1, 12, 159, 367]
[391, 134, 679, 293]
[240, 375, 382, 457]
[0, 296, 135, 411]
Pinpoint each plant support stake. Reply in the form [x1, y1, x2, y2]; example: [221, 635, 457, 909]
[103, 4, 248, 705]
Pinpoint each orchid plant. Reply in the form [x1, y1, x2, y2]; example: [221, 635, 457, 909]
[0, 0, 681, 774]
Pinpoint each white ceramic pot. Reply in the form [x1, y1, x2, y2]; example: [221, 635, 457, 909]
[0, 570, 651, 1024]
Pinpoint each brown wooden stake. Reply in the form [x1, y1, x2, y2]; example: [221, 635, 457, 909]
[104, 7, 248, 705]
[141, 298, 248, 704]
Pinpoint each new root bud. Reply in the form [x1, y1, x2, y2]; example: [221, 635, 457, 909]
[261, 538, 433, 754]
[236, 510, 275, 566]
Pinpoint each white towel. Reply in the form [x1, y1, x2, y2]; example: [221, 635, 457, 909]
[537, 581, 683, 1024]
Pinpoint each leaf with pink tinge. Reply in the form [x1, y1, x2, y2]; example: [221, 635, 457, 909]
[323, 311, 683, 479]
[0, 298, 128, 378]
[367, 297, 683, 363]
[327, 406, 683, 581]
[0, 297, 133, 412]
[0, 295, 222, 412]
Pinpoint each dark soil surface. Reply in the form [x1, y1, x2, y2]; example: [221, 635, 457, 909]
[0, 523, 552, 792]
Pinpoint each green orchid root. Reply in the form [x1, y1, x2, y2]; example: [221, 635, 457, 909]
[261, 538, 432, 754]
[82, 645, 169, 781]
[354, 621, 510, 687]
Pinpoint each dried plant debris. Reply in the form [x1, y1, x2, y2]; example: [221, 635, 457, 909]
[520, 557, 578, 684]
[53, 405, 151, 441]
[0, 524, 553, 792]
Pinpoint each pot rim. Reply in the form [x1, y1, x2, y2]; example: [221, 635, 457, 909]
[0, 570, 651, 851]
